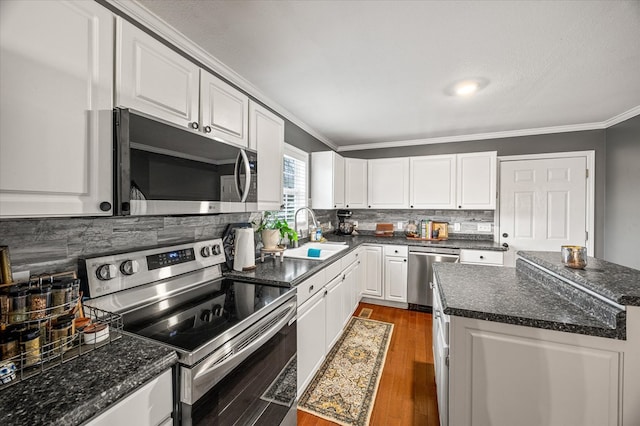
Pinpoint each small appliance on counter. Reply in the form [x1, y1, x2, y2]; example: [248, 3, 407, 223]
[233, 228, 256, 271]
[336, 210, 355, 235]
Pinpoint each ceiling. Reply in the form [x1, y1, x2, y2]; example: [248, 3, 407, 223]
[134, 0, 640, 150]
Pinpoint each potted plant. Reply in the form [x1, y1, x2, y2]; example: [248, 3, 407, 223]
[254, 211, 298, 249]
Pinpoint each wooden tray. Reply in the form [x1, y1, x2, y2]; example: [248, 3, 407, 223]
[375, 223, 395, 237]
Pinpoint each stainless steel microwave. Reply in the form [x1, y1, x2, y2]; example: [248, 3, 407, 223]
[114, 108, 257, 216]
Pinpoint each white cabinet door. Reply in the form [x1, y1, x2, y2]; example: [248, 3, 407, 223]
[0, 0, 113, 217]
[86, 369, 173, 426]
[456, 151, 497, 209]
[353, 256, 363, 311]
[116, 18, 199, 129]
[367, 158, 410, 209]
[297, 289, 327, 396]
[201, 71, 249, 147]
[345, 158, 368, 209]
[409, 155, 457, 209]
[311, 151, 345, 209]
[362, 246, 383, 298]
[384, 256, 408, 303]
[249, 101, 284, 211]
[325, 274, 344, 350]
[341, 264, 357, 326]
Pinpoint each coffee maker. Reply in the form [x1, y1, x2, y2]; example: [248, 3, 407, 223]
[336, 209, 354, 235]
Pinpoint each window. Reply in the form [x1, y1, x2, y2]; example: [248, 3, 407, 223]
[281, 143, 308, 232]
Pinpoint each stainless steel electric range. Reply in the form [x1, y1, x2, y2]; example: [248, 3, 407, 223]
[79, 239, 297, 426]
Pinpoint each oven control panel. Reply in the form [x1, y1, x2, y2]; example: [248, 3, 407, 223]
[79, 239, 226, 298]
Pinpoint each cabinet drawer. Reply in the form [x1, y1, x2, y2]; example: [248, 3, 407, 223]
[384, 245, 408, 257]
[324, 259, 343, 281]
[297, 269, 326, 307]
[341, 249, 358, 269]
[459, 249, 503, 265]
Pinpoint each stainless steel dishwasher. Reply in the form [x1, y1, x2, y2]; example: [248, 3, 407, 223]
[408, 246, 460, 312]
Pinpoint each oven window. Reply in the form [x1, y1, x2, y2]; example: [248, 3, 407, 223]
[185, 318, 296, 426]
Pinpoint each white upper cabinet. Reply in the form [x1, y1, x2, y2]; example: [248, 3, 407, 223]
[409, 154, 457, 209]
[0, 0, 114, 217]
[249, 101, 284, 211]
[456, 151, 497, 209]
[312, 151, 345, 209]
[367, 158, 410, 209]
[344, 158, 368, 209]
[201, 71, 249, 147]
[116, 18, 199, 129]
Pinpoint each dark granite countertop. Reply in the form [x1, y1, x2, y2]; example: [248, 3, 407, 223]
[224, 235, 505, 287]
[518, 251, 640, 306]
[433, 263, 625, 339]
[0, 334, 178, 426]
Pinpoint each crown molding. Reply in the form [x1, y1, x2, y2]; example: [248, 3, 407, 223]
[105, 0, 338, 151]
[603, 104, 640, 128]
[337, 105, 640, 152]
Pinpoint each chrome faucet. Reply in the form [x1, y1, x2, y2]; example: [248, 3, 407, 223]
[294, 207, 319, 248]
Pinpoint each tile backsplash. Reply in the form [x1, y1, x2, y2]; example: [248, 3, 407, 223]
[1, 208, 494, 279]
[0, 212, 262, 277]
[315, 209, 495, 237]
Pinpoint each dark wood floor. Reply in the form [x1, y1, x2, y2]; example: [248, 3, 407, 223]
[297, 302, 439, 426]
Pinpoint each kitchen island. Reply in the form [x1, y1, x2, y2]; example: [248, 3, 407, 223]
[433, 252, 640, 426]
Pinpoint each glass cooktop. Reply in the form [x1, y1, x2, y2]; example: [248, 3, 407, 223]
[123, 279, 293, 353]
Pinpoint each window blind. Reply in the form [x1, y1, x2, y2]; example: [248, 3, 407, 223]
[282, 144, 308, 233]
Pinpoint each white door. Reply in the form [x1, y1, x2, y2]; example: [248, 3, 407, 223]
[499, 156, 587, 266]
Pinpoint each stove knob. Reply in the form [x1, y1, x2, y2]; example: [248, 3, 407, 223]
[120, 260, 139, 276]
[200, 309, 212, 322]
[211, 244, 222, 255]
[201, 246, 211, 258]
[96, 264, 117, 281]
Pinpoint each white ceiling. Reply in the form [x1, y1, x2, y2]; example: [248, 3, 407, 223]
[134, 0, 640, 149]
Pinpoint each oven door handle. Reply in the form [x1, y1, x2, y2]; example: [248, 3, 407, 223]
[183, 299, 297, 403]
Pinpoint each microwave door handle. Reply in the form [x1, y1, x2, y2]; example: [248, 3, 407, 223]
[239, 149, 251, 203]
[234, 151, 243, 201]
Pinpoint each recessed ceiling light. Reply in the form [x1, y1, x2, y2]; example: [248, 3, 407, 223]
[455, 81, 479, 96]
[446, 78, 489, 97]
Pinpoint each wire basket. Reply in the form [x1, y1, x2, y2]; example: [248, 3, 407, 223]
[0, 305, 123, 388]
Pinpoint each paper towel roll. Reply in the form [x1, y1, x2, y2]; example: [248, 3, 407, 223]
[233, 228, 256, 271]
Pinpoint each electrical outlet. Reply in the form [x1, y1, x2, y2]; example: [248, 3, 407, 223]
[454, 223, 461, 231]
[13, 270, 30, 282]
[397, 221, 403, 230]
[477, 223, 492, 232]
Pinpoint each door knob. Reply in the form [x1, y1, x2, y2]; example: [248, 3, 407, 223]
[204, 125, 212, 133]
[502, 243, 509, 248]
[189, 122, 199, 130]
[502, 233, 508, 238]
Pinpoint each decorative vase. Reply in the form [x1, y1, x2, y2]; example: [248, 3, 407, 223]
[261, 229, 280, 249]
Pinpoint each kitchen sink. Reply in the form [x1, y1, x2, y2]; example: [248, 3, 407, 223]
[283, 241, 349, 261]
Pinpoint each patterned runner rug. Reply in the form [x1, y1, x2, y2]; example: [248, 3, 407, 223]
[298, 317, 394, 426]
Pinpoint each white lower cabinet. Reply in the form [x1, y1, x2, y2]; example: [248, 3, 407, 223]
[362, 246, 383, 298]
[384, 252, 408, 303]
[362, 245, 408, 305]
[296, 252, 363, 396]
[86, 369, 173, 426]
[325, 274, 344, 350]
[297, 285, 327, 396]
